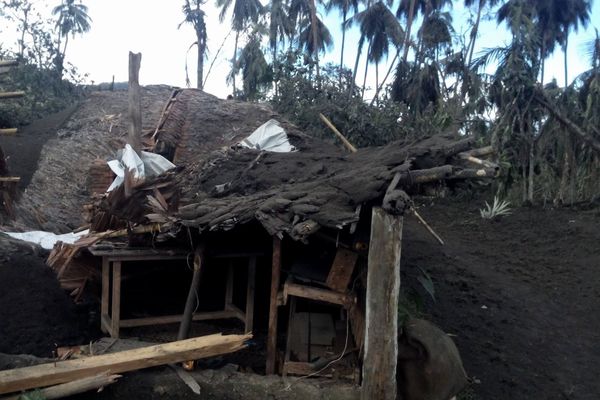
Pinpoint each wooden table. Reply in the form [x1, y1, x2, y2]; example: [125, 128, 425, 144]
[89, 246, 257, 338]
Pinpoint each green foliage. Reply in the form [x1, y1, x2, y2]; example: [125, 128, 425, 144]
[479, 196, 512, 219]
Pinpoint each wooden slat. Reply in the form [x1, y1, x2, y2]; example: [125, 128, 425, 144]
[245, 256, 256, 333]
[110, 261, 121, 338]
[325, 248, 358, 292]
[284, 282, 355, 306]
[120, 310, 241, 328]
[0, 177, 20, 182]
[0, 91, 25, 99]
[0, 333, 252, 395]
[266, 237, 282, 375]
[0, 128, 17, 135]
[361, 208, 403, 400]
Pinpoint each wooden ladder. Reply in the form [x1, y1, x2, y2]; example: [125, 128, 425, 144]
[0, 59, 24, 217]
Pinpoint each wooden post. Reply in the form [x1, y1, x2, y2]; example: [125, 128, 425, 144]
[100, 258, 110, 334]
[245, 256, 256, 333]
[361, 207, 403, 400]
[127, 52, 142, 155]
[110, 261, 122, 338]
[266, 237, 282, 374]
[178, 246, 205, 340]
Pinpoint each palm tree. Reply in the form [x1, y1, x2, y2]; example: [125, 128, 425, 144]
[324, 0, 360, 79]
[464, 0, 501, 67]
[52, 0, 91, 74]
[234, 26, 273, 100]
[350, 1, 403, 96]
[557, 0, 591, 88]
[180, 0, 207, 89]
[216, 0, 264, 96]
[296, 0, 333, 77]
[269, 0, 293, 61]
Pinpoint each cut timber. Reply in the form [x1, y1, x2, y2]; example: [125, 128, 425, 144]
[0, 60, 18, 68]
[266, 237, 281, 375]
[0, 91, 25, 99]
[362, 208, 402, 400]
[0, 333, 251, 395]
[127, 52, 142, 154]
[0, 128, 17, 135]
[0, 177, 20, 182]
[4, 373, 121, 400]
[283, 281, 356, 306]
[325, 248, 358, 292]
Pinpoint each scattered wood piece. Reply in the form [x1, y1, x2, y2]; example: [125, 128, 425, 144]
[0, 333, 252, 395]
[318, 113, 357, 153]
[127, 52, 142, 155]
[325, 248, 359, 292]
[0, 128, 17, 135]
[4, 372, 121, 400]
[457, 152, 499, 170]
[412, 208, 445, 246]
[283, 281, 356, 306]
[0, 91, 25, 99]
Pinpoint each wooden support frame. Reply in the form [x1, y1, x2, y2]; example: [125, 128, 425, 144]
[96, 248, 257, 338]
[361, 207, 403, 400]
[266, 237, 282, 374]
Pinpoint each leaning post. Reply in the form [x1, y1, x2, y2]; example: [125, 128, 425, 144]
[127, 51, 142, 156]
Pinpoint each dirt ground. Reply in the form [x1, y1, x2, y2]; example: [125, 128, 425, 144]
[402, 198, 600, 400]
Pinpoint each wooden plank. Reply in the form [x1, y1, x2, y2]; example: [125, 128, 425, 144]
[266, 237, 282, 374]
[101, 258, 109, 334]
[0, 177, 20, 182]
[325, 248, 358, 292]
[110, 261, 121, 338]
[0, 128, 17, 135]
[127, 52, 142, 154]
[0, 91, 25, 99]
[245, 256, 256, 333]
[361, 208, 403, 400]
[119, 310, 240, 328]
[284, 282, 355, 306]
[0, 333, 252, 395]
[3, 373, 121, 400]
[225, 261, 234, 307]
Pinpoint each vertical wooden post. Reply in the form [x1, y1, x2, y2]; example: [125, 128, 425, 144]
[101, 258, 110, 334]
[127, 52, 142, 155]
[245, 256, 256, 333]
[110, 261, 122, 339]
[266, 237, 282, 374]
[361, 207, 403, 400]
[225, 262, 234, 309]
[178, 246, 205, 340]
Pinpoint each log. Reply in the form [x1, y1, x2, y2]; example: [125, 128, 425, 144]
[266, 237, 281, 375]
[457, 152, 499, 170]
[0, 91, 25, 99]
[362, 208, 402, 400]
[396, 165, 454, 185]
[178, 246, 205, 340]
[0, 60, 18, 68]
[448, 167, 497, 180]
[0, 333, 251, 394]
[0, 128, 17, 135]
[4, 373, 121, 400]
[127, 52, 142, 155]
[319, 113, 357, 153]
[462, 145, 494, 157]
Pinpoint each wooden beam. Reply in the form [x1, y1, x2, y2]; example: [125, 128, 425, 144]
[0, 91, 25, 99]
[100, 258, 110, 334]
[245, 256, 256, 333]
[361, 208, 403, 400]
[325, 248, 358, 292]
[127, 52, 142, 155]
[0, 177, 20, 182]
[266, 237, 282, 375]
[283, 282, 355, 306]
[110, 261, 121, 338]
[0, 60, 18, 68]
[120, 310, 241, 328]
[0, 333, 252, 395]
[0, 128, 17, 135]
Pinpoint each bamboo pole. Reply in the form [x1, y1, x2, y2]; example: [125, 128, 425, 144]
[319, 113, 357, 153]
[0, 91, 25, 99]
[127, 52, 142, 155]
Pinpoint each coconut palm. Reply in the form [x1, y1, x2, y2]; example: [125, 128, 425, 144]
[324, 0, 360, 78]
[52, 0, 91, 73]
[295, 0, 333, 77]
[269, 0, 293, 61]
[234, 26, 273, 100]
[180, 0, 207, 89]
[216, 0, 264, 96]
[350, 1, 403, 96]
[464, 0, 501, 67]
[557, 0, 591, 88]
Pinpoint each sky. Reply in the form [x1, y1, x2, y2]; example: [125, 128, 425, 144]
[2, 0, 600, 99]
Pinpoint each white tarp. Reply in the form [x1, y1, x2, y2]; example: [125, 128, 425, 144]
[239, 119, 295, 152]
[107, 144, 176, 192]
[4, 229, 89, 250]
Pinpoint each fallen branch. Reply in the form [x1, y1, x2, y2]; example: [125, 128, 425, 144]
[412, 208, 444, 246]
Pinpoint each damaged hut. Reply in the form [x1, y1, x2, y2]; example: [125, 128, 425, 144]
[44, 86, 496, 399]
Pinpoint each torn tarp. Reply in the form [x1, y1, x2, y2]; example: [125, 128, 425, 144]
[4, 229, 89, 250]
[107, 144, 176, 192]
[239, 119, 295, 152]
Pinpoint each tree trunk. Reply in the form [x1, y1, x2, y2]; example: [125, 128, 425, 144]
[563, 34, 569, 89]
[309, 0, 320, 79]
[370, 49, 399, 106]
[361, 43, 371, 99]
[402, 0, 416, 62]
[375, 61, 379, 104]
[352, 36, 365, 85]
[127, 52, 143, 156]
[197, 32, 204, 90]
[528, 141, 534, 203]
[232, 31, 239, 97]
[340, 9, 347, 85]
[61, 34, 70, 66]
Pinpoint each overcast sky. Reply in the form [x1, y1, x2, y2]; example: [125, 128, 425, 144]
[3, 0, 600, 99]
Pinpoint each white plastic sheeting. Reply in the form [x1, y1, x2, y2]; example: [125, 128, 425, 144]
[107, 144, 176, 192]
[4, 229, 89, 250]
[239, 119, 295, 152]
